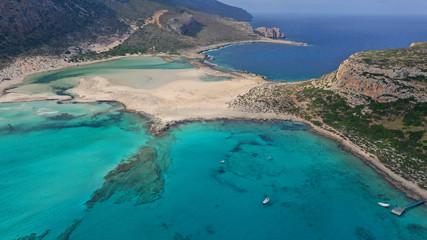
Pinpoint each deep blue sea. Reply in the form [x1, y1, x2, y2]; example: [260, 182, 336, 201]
[1, 15, 427, 240]
[205, 14, 427, 81]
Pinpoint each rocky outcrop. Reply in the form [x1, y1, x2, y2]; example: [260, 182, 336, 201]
[317, 42, 427, 103]
[167, 12, 196, 35]
[254, 27, 286, 39]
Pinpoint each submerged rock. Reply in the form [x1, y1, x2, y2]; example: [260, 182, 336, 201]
[86, 145, 171, 208]
[56, 219, 82, 240]
[15, 230, 50, 240]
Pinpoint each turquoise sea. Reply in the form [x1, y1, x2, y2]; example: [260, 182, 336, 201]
[1, 15, 427, 240]
[1, 104, 427, 239]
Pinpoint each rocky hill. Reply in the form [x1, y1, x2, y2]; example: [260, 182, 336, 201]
[231, 43, 427, 195]
[317, 42, 427, 103]
[254, 27, 286, 39]
[0, 0, 127, 59]
[0, 0, 258, 67]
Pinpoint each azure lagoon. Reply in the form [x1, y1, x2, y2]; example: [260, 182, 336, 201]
[1, 103, 426, 239]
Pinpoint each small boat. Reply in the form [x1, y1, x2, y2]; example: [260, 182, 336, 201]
[378, 202, 390, 208]
[263, 198, 270, 205]
[220, 160, 225, 164]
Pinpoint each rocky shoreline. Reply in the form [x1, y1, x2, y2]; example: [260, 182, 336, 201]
[1, 40, 425, 203]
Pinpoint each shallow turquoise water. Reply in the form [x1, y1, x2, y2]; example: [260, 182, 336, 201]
[2, 105, 426, 239]
[8, 56, 194, 95]
[0, 101, 152, 239]
[1, 52, 426, 239]
[69, 121, 427, 240]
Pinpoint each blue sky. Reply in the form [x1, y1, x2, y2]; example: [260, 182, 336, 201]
[221, 0, 427, 15]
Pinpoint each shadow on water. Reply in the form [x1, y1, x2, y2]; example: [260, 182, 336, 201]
[406, 224, 427, 239]
[355, 227, 376, 240]
[211, 169, 247, 193]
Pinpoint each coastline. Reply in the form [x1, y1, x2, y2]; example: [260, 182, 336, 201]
[0, 38, 307, 96]
[149, 113, 427, 202]
[0, 55, 130, 96]
[304, 120, 427, 201]
[1, 38, 426, 203]
[180, 38, 309, 60]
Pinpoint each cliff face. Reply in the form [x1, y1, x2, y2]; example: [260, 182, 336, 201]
[318, 42, 427, 103]
[254, 27, 286, 39]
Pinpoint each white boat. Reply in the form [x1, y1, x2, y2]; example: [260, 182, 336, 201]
[378, 202, 390, 208]
[263, 198, 270, 205]
[220, 160, 225, 164]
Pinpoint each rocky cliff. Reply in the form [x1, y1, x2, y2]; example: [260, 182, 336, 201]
[317, 42, 427, 103]
[254, 27, 286, 39]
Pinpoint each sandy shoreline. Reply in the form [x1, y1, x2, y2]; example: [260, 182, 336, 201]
[304, 121, 427, 201]
[0, 38, 306, 96]
[152, 113, 427, 202]
[1, 38, 426, 202]
[181, 38, 309, 60]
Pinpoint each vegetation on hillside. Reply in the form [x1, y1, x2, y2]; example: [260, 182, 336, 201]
[68, 5, 258, 62]
[231, 44, 427, 190]
[172, 0, 253, 21]
[356, 42, 427, 70]
[0, 0, 258, 68]
[0, 0, 127, 59]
